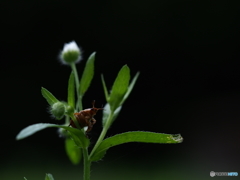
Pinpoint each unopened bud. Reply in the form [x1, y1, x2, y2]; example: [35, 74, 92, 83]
[60, 41, 82, 65]
[50, 102, 66, 120]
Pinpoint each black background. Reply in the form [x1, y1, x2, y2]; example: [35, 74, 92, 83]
[1, 0, 240, 179]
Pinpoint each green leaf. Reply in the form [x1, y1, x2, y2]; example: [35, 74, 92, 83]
[45, 173, 54, 180]
[68, 71, 75, 109]
[90, 131, 183, 162]
[101, 74, 109, 101]
[102, 103, 122, 126]
[24, 177, 27, 180]
[16, 123, 89, 148]
[109, 65, 130, 111]
[65, 137, 82, 165]
[79, 52, 95, 96]
[120, 72, 140, 105]
[41, 87, 59, 106]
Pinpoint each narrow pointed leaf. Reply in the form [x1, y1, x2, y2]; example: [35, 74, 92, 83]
[65, 137, 82, 165]
[79, 52, 95, 96]
[90, 131, 183, 162]
[120, 72, 140, 105]
[45, 173, 54, 180]
[41, 87, 59, 106]
[109, 65, 130, 111]
[101, 74, 109, 101]
[68, 71, 75, 109]
[16, 123, 89, 148]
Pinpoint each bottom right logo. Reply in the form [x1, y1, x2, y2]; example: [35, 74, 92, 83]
[210, 171, 238, 177]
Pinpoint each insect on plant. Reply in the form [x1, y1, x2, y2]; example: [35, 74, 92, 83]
[69, 100, 103, 133]
[16, 41, 183, 180]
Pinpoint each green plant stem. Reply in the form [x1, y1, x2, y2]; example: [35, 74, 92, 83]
[89, 111, 114, 158]
[82, 147, 91, 180]
[70, 63, 83, 111]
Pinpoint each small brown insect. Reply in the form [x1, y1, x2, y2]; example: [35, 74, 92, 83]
[69, 100, 103, 133]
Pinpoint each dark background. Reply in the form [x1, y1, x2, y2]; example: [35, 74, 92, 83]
[1, 0, 240, 179]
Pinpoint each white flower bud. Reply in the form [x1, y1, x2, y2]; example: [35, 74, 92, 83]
[59, 41, 82, 65]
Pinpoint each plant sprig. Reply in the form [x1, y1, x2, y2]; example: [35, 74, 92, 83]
[16, 41, 183, 180]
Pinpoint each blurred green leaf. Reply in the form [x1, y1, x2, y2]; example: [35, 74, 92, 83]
[90, 131, 183, 162]
[45, 173, 54, 180]
[109, 65, 130, 111]
[23, 178, 27, 180]
[65, 137, 82, 165]
[68, 71, 75, 110]
[79, 52, 95, 96]
[16, 123, 89, 148]
[41, 87, 59, 106]
[101, 74, 109, 101]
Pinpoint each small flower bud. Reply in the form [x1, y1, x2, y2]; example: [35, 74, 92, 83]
[60, 41, 82, 65]
[50, 102, 66, 120]
[65, 105, 74, 116]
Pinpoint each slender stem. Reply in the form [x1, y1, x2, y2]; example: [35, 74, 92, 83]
[70, 64, 89, 179]
[78, 96, 83, 111]
[70, 63, 83, 111]
[82, 147, 91, 180]
[89, 111, 114, 158]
